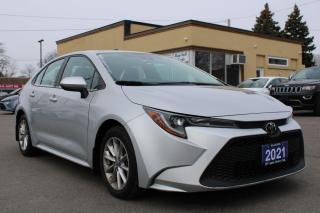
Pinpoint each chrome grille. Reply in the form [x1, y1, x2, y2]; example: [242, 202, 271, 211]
[274, 86, 302, 94]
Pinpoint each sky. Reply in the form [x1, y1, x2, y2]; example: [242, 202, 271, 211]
[1, 0, 319, 73]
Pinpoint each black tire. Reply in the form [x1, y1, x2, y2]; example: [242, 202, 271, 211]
[99, 126, 141, 199]
[314, 94, 320, 116]
[17, 115, 38, 156]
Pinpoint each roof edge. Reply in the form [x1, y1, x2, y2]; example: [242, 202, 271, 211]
[56, 20, 162, 44]
[125, 19, 302, 44]
[56, 19, 302, 45]
[56, 20, 124, 44]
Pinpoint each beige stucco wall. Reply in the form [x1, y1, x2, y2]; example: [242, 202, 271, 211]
[57, 23, 303, 80]
[130, 24, 157, 34]
[57, 25, 125, 54]
[189, 26, 303, 79]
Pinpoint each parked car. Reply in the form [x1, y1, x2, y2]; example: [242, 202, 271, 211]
[0, 94, 19, 113]
[15, 51, 305, 199]
[0, 88, 21, 101]
[270, 66, 320, 115]
[238, 77, 288, 94]
[0, 91, 8, 97]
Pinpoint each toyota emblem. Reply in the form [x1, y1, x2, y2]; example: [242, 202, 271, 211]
[264, 122, 279, 136]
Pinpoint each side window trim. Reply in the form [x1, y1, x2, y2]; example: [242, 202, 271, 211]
[32, 67, 47, 85]
[90, 71, 106, 91]
[56, 56, 71, 88]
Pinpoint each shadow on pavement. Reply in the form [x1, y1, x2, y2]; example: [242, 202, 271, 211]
[36, 149, 303, 210]
[293, 110, 315, 117]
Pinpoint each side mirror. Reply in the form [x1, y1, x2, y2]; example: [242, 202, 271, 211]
[60, 76, 89, 98]
[268, 84, 273, 90]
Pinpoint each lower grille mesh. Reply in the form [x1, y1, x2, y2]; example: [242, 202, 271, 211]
[200, 130, 304, 187]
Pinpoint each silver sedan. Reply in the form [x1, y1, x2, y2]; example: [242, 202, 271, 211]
[15, 51, 305, 199]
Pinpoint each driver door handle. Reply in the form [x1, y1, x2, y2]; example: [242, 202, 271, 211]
[29, 91, 35, 98]
[49, 95, 58, 103]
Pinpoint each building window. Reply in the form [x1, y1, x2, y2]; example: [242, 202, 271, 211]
[195, 51, 210, 73]
[195, 50, 226, 81]
[211, 52, 225, 81]
[268, 57, 288, 66]
[256, 68, 264, 77]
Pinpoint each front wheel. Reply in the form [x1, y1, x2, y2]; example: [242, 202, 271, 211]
[17, 115, 38, 156]
[99, 126, 141, 199]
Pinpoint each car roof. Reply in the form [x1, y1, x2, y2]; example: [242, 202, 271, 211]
[59, 50, 148, 58]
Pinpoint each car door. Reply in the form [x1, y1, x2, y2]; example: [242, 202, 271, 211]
[30, 59, 65, 146]
[43, 55, 101, 161]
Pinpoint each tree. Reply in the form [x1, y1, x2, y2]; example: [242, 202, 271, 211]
[38, 50, 57, 67]
[253, 3, 281, 37]
[0, 43, 4, 55]
[0, 43, 16, 77]
[314, 54, 320, 66]
[21, 64, 36, 78]
[283, 5, 316, 67]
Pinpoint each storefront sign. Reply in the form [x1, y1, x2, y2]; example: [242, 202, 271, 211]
[166, 51, 190, 64]
[0, 84, 23, 89]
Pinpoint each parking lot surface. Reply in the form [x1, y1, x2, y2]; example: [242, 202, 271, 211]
[0, 111, 319, 213]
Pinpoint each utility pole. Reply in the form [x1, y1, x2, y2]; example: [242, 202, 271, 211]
[227, 19, 231, 27]
[38, 39, 44, 67]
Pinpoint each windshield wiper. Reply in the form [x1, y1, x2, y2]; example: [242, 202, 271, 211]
[115, 81, 222, 86]
[155, 82, 222, 86]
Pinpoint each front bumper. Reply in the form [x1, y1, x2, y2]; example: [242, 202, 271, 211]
[271, 93, 316, 110]
[126, 114, 305, 192]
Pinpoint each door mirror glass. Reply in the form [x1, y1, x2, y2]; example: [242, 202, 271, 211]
[60, 76, 88, 98]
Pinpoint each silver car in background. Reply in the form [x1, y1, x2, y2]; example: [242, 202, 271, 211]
[16, 51, 305, 199]
[238, 77, 288, 95]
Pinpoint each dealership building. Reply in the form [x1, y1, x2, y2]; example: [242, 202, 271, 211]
[56, 20, 303, 85]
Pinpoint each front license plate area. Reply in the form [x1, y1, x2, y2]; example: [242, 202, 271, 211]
[262, 141, 288, 166]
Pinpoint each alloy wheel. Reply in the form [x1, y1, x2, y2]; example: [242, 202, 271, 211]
[18, 119, 29, 151]
[103, 137, 129, 190]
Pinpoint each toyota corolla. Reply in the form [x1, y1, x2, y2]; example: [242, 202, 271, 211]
[15, 51, 305, 199]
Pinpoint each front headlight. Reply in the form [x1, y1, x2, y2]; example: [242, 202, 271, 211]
[302, 85, 316, 91]
[144, 107, 237, 138]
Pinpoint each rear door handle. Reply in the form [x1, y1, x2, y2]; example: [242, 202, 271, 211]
[29, 91, 35, 98]
[49, 95, 58, 103]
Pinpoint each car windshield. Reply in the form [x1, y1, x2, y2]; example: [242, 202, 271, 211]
[292, 67, 320, 81]
[238, 78, 268, 88]
[98, 52, 224, 86]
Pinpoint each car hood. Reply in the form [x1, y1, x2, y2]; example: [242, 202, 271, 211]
[122, 86, 291, 117]
[0, 95, 19, 102]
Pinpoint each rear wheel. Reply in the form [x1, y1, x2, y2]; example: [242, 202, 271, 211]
[17, 115, 38, 156]
[99, 126, 140, 199]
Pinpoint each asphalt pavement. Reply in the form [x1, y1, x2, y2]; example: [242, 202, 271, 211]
[0, 111, 319, 213]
